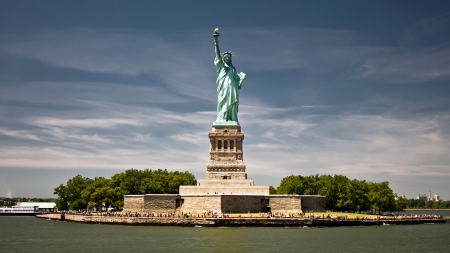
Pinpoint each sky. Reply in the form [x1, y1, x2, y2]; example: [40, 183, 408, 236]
[1, 0, 450, 199]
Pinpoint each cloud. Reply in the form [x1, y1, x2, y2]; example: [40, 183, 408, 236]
[1, 90, 449, 198]
[33, 117, 142, 129]
[237, 104, 450, 181]
[3, 26, 450, 93]
[0, 96, 214, 176]
[1, 29, 170, 76]
[225, 28, 373, 73]
[3, 94, 446, 185]
[0, 29, 216, 102]
[224, 28, 450, 84]
[1, 26, 450, 199]
[0, 128, 42, 141]
[356, 46, 450, 83]
[170, 132, 207, 145]
[400, 8, 450, 47]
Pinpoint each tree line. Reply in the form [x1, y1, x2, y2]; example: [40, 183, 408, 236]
[272, 174, 406, 213]
[53, 169, 196, 210]
[405, 198, 450, 209]
[53, 168, 448, 212]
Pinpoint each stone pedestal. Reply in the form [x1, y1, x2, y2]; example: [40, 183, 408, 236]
[179, 125, 269, 195]
[125, 124, 326, 213]
[179, 179, 269, 195]
[206, 125, 246, 180]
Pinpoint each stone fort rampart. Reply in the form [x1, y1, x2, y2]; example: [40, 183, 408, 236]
[123, 194, 325, 214]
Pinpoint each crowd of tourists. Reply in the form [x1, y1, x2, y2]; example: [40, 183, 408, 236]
[307, 213, 444, 221]
[307, 214, 350, 220]
[58, 210, 307, 219]
[394, 214, 443, 220]
[54, 210, 444, 221]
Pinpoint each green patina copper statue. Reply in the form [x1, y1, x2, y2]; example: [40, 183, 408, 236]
[213, 28, 246, 125]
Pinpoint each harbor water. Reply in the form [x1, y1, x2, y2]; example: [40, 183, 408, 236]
[1, 214, 449, 253]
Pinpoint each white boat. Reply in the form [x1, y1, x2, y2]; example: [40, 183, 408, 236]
[0, 206, 39, 216]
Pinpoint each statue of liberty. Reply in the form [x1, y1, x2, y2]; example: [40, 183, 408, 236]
[213, 28, 246, 125]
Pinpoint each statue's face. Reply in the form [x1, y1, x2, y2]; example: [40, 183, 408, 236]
[223, 54, 232, 64]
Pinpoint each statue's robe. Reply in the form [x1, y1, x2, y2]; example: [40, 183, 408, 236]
[214, 55, 246, 124]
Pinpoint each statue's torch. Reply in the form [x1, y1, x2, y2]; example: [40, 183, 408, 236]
[213, 28, 219, 37]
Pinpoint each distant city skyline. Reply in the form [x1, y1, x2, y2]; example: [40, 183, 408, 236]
[1, 1, 450, 199]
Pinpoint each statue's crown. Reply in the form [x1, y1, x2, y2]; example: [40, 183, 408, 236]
[222, 50, 234, 56]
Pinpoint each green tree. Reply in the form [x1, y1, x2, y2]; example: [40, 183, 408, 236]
[111, 169, 142, 196]
[316, 175, 350, 211]
[299, 174, 317, 195]
[332, 175, 351, 211]
[416, 199, 426, 208]
[81, 177, 114, 210]
[277, 175, 305, 195]
[346, 179, 370, 212]
[406, 198, 419, 208]
[70, 199, 87, 210]
[53, 175, 93, 210]
[442, 201, 450, 209]
[425, 200, 434, 209]
[367, 182, 395, 214]
[395, 195, 407, 214]
[269, 186, 277, 194]
[53, 184, 69, 210]
[108, 168, 196, 208]
[67, 175, 93, 209]
[432, 200, 441, 209]
[140, 177, 163, 194]
[167, 171, 196, 193]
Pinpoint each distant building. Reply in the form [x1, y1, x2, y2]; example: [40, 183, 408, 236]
[18, 202, 56, 212]
[416, 191, 441, 202]
[417, 194, 428, 201]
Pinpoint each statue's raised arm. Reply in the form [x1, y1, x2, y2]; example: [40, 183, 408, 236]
[212, 28, 246, 126]
[213, 28, 220, 59]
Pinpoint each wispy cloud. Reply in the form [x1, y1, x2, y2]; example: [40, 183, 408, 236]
[1, 25, 450, 198]
[0, 29, 216, 102]
[225, 28, 450, 84]
[237, 104, 450, 181]
[3, 27, 450, 94]
[0, 128, 42, 141]
[32, 117, 142, 128]
[356, 46, 450, 83]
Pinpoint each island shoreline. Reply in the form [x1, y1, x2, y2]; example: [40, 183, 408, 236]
[36, 214, 449, 227]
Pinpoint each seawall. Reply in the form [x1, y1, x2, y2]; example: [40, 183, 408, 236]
[36, 214, 448, 227]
